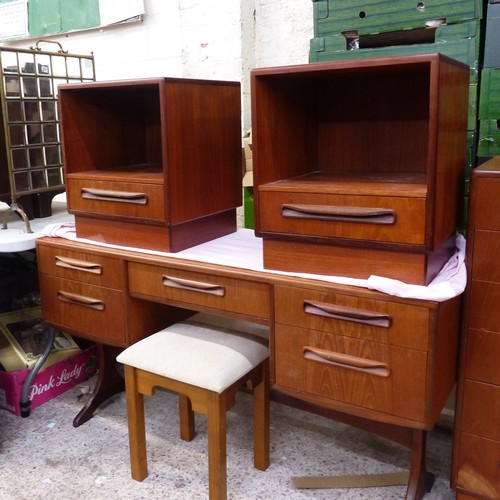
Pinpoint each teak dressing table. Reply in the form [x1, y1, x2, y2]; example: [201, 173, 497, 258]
[36, 230, 460, 500]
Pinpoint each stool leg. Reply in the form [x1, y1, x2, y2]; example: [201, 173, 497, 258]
[207, 393, 227, 500]
[253, 360, 270, 471]
[179, 393, 195, 441]
[124, 365, 148, 481]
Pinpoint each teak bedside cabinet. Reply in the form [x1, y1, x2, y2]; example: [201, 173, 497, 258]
[58, 77, 242, 252]
[251, 53, 469, 285]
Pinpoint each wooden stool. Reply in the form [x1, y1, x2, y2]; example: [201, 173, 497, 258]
[116, 316, 270, 500]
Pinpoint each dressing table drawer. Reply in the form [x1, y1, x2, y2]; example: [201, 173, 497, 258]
[274, 323, 427, 422]
[39, 275, 127, 344]
[274, 285, 429, 350]
[128, 261, 271, 320]
[37, 243, 123, 289]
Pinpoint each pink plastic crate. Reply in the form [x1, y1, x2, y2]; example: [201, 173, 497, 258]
[0, 346, 97, 416]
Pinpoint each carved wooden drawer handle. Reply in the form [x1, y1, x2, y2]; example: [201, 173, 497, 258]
[162, 275, 225, 296]
[57, 290, 105, 311]
[282, 204, 396, 224]
[81, 187, 148, 205]
[55, 255, 103, 274]
[303, 346, 390, 377]
[304, 300, 392, 328]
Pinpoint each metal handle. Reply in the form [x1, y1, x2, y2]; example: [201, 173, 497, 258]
[303, 300, 391, 328]
[30, 40, 68, 54]
[55, 255, 103, 274]
[303, 346, 390, 377]
[282, 204, 396, 224]
[81, 187, 148, 204]
[57, 291, 105, 311]
[162, 276, 225, 296]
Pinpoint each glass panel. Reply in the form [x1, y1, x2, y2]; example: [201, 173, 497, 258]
[14, 172, 30, 192]
[5, 76, 21, 97]
[27, 124, 42, 144]
[9, 125, 25, 146]
[1, 51, 19, 73]
[42, 124, 58, 143]
[28, 148, 44, 167]
[81, 58, 94, 80]
[44, 146, 61, 166]
[38, 78, 53, 98]
[11, 149, 28, 169]
[6, 101, 23, 122]
[40, 101, 56, 121]
[24, 101, 40, 122]
[35, 53, 51, 76]
[46, 167, 63, 186]
[19, 53, 35, 74]
[53, 79, 67, 97]
[22, 77, 37, 97]
[51, 55, 66, 77]
[31, 170, 45, 189]
[67, 57, 81, 78]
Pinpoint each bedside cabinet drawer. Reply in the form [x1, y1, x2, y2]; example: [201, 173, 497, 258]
[39, 275, 127, 344]
[258, 191, 426, 245]
[128, 261, 271, 320]
[274, 324, 427, 422]
[67, 177, 165, 221]
[37, 244, 123, 289]
[274, 286, 429, 350]
[469, 281, 500, 334]
[471, 230, 500, 283]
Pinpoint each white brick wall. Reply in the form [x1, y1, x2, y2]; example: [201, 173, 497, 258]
[5, 0, 313, 129]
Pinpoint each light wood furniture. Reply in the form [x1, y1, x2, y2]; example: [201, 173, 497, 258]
[36, 233, 460, 500]
[116, 319, 270, 500]
[58, 78, 242, 252]
[251, 53, 469, 284]
[452, 157, 500, 499]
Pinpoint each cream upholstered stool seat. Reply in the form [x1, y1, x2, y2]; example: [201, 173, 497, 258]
[116, 314, 270, 500]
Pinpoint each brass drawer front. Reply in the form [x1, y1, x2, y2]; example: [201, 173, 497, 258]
[67, 177, 165, 220]
[259, 191, 426, 245]
[37, 243, 123, 289]
[274, 324, 427, 423]
[274, 285, 429, 350]
[128, 261, 271, 320]
[40, 275, 126, 344]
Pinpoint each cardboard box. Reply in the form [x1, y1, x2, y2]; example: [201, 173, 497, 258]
[479, 69, 500, 120]
[0, 306, 80, 372]
[478, 120, 500, 157]
[0, 345, 97, 416]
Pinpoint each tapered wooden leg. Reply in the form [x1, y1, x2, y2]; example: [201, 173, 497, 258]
[405, 429, 434, 500]
[124, 365, 148, 481]
[207, 393, 227, 500]
[253, 360, 270, 471]
[179, 393, 195, 441]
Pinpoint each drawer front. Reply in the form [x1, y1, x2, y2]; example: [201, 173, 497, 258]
[456, 433, 500, 498]
[39, 275, 127, 344]
[37, 243, 122, 289]
[465, 329, 500, 385]
[469, 281, 500, 334]
[67, 177, 166, 220]
[474, 176, 500, 230]
[258, 191, 426, 245]
[274, 285, 429, 350]
[461, 380, 500, 442]
[274, 324, 427, 422]
[471, 230, 500, 283]
[128, 261, 271, 320]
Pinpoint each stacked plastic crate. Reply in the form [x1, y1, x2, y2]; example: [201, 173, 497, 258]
[478, 1, 500, 161]
[309, 0, 484, 228]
